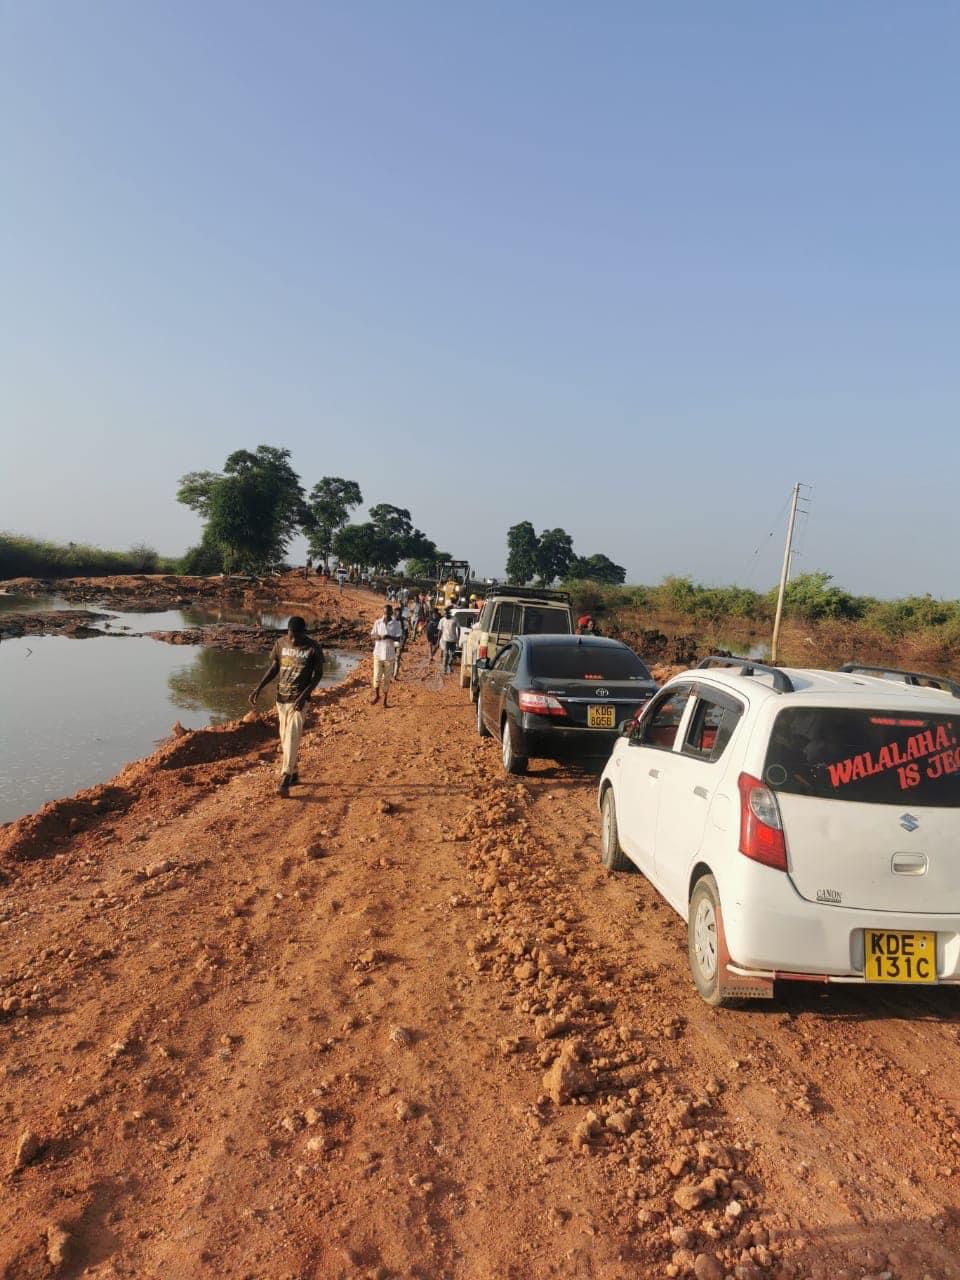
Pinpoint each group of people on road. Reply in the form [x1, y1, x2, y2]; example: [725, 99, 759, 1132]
[249, 584, 498, 794]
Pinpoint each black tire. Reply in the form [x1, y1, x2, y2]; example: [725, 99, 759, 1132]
[688, 874, 734, 1008]
[459, 661, 470, 690]
[470, 674, 479, 704]
[477, 694, 490, 737]
[501, 718, 528, 775]
[599, 787, 632, 872]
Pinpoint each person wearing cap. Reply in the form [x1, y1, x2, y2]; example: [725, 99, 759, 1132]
[576, 614, 597, 635]
[249, 616, 324, 795]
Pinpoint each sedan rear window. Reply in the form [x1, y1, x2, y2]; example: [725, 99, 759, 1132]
[521, 607, 571, 635]
[764, 708, 960, 806]
[529, 646, 651, 680]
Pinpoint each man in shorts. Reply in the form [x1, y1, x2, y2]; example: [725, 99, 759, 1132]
[249, 616, 324, 795]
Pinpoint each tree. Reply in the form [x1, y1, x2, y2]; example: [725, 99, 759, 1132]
[176, 445, 304, 573]
[505, 521, 539, 584]
[567, 553, 626, 585]
[535, 527, 574, 585]
[303, 477, 363, 566]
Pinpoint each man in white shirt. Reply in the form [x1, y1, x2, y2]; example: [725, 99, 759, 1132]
[370, 603, 404, 707]
[439, 607, 459, 675]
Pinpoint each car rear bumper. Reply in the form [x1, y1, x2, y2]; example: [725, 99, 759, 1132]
[721, 861, 960, 981]
[520, 717, 618, 757]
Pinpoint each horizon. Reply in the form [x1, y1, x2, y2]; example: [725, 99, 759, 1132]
[3, 4, 959, 596]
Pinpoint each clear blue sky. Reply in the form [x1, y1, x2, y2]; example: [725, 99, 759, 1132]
[2, 2, 958, 596]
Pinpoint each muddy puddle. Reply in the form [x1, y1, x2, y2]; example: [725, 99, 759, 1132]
[0, 595, 359, 824]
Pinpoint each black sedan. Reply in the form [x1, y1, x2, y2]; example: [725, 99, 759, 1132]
[476, 634, 658, 773]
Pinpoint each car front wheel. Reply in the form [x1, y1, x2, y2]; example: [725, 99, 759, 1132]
[688, 874, 734, 1007]
[599, 788, 632, 872]
[501, 718, 527, 774]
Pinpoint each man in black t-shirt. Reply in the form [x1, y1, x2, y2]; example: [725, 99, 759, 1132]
[249, 616, 324, 795]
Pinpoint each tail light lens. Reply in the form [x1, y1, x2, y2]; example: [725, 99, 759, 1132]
[518, 690, 567, 717]
[737, 773, 788, 871]
[478, 644, 488, 659]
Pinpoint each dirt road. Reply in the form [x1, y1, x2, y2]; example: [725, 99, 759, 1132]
[2, 584, 960, 1279]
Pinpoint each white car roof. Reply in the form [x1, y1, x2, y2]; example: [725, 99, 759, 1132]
[676, 666, 960, 714]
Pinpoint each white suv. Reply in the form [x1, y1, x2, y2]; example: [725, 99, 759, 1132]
[598, 657, 960, 1005]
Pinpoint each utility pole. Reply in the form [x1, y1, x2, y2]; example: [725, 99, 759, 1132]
[770, 482, 801, 665]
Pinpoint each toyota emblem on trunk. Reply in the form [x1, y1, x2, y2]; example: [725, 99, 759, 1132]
[594, 688, 610, 697]
[900, 813, 920, 832]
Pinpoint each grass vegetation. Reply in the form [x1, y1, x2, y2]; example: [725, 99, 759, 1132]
[0, 534, 180, 580]
[562, 571, 960, 676]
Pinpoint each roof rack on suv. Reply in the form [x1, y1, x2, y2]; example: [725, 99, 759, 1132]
[697, 654, 795, 694]
[838, 663, 960, 700]
[495, 586, 571, 603]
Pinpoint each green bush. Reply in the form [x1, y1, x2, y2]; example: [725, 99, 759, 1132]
[0, 533, 178, 580]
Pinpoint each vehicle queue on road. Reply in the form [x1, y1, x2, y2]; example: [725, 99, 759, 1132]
[450, 585, 960, 1009]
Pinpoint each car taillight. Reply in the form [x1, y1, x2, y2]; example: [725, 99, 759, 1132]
[737, 772, 787, 872]
[479, 644, 488, 659]
[518, 690, 567, 717]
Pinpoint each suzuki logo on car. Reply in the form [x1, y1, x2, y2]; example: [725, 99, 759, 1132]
[900, 813, 920, 832]
[594, 688, 610, 697]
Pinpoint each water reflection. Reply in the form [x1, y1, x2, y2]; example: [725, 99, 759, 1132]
[0, 632, 358, 826]
[167, 647, 356, 723]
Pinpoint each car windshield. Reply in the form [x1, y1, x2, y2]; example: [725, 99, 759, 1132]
[522, 607, 571, 635]
[764, 707, 960, 807]
[528, 646, 652, 681]
[453, 611, 477, 627]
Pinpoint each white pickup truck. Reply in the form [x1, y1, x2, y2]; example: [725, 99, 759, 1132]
[460, 589, 574, 701]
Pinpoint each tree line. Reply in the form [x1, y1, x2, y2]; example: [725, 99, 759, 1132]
[176, 445, 452, 576]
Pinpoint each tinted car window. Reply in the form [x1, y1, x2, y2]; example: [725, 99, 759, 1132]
[764, 708, 960, 806]
[638, 686, 692, 750]
[492, 644, 519, 673]
[522, 606, 571, 635]
[529, 646, 651, 681]
[683, 693, 743, 762]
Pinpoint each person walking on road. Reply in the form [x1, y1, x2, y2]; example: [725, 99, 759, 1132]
[249, 616, 324, 796]
[370, 603, 403, 707]
[439, 607, 459, 674]
[336, 565, 347, 592]
[426, 609, 441, 661]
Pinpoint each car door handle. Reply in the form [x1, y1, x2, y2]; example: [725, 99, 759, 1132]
[693, 785, 708, 799]
[648, 768, 660, 779]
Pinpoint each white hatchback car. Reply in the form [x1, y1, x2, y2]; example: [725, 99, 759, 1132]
[598, 657, 960, 1005]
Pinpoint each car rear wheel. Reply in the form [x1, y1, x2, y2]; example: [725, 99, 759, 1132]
[470, 674, 479, 704]
[599, 788, 632, 872]
[501, 719, 527, 774]
[477, 695, 490, 737]
[459, 659, 470, 689]
[688, 874, 734, 1007]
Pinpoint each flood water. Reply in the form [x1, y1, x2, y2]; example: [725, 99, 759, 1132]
[0, 597, 358, 825]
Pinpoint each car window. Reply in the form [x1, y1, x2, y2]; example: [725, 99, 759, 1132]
[682, 691, 744, 762]
[636, 685, 693, 750]
[764, 707, 960, 806]
[529, 644, 651, 680]
[522, 606, 571, 635]
[491, 644, 518, 672]
[492, 603, 520, 634]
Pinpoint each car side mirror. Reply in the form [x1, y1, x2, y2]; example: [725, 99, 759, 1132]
[477, 658, 491, 671]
